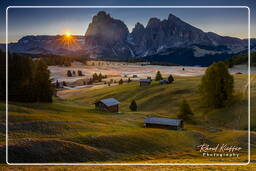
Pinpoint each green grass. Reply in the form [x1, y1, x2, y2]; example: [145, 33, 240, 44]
[0, 74, 254, 163]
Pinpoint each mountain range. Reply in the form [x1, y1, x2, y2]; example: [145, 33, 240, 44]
[1, 11, 256, 66]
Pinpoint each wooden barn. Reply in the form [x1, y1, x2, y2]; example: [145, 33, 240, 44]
[95, 98, 120, 113]
[144, 117, 183, 130]
[139, 79, 151, 87]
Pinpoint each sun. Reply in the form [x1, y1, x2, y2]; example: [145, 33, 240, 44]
[64, 32, 71, 38]
[61, 30, 76, 48]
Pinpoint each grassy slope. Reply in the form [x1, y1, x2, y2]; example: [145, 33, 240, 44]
[0, 74, 255, 164]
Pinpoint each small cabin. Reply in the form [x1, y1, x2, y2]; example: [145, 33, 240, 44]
[95, 98, 120, 113]
[159, 80, 169, 85]
[139, 79, 151, 87]
[144, 117, 183, 130]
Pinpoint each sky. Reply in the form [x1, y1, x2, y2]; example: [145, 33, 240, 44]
[0, 0, 256, 43]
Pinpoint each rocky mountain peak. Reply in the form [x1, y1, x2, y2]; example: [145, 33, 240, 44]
[91, 11, 111, 23]
[85, 11, 129, 41]
[147, 18, 161, 28]
[167, 13, 180, 21]
[134, 22, 144, 30]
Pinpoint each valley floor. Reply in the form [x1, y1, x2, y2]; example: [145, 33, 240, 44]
[0, 74, 255, 166]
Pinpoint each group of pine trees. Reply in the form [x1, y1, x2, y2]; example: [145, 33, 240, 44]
[155, 71, 174, 84]
[0, 51, 53, 102]
[67, 70, 84, 77]
[92, 73, 107, 82]
[9, 53, 88, 67]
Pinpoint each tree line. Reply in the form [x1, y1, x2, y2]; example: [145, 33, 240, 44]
[8, 53, 88, 67]
[0, 50, 54, 102]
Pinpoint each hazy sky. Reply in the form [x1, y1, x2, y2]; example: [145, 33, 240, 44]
[0, 0, 255, 43]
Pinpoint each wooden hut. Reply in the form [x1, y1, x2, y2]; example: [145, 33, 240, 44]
[144, 117, 183, 130]
[95, 98, 120, 113]
[139, 79, 151, 87]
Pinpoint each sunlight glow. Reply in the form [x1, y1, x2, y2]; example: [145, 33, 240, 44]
[64, 32, 71, 38]
[61, 31, 77, 49]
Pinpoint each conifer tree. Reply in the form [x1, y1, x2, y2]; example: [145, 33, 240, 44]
[119, 79, 123, 85]
[178, 99, 193, 121]
[168, 74, 174, 83]
[200, 62, 234, 108]
[155, 71, 163, 81]
[129, 100, 137, 111]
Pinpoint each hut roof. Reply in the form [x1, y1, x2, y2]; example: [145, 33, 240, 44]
[140, 79, 151, 83]
[97, 98, 120, 107]
[144, 117, 182, 126]
[160, 80, 169, 83]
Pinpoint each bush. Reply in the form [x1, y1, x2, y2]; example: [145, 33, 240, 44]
[168, 74, 174, 83]
[129, 100, 137, 111]
[200, 62, 234, 108]
[155, 71, 163, 81]
[178, 99, 193, 121]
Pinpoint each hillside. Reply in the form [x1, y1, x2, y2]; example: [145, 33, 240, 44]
[0, 74, 254, 163]
[225, 52, 256, 67]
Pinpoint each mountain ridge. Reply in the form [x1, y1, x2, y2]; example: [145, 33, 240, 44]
[1, 11, 256, 66]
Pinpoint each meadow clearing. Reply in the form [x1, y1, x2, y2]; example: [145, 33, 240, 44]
[0, 66, 255, 170]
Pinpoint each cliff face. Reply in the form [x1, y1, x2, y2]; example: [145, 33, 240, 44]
[84, 11, 132, 58]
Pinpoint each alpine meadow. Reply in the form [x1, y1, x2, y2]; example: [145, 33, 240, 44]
[0, 7, 255, 171]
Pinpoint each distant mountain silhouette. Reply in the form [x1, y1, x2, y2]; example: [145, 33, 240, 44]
[1, 11, 256, 66]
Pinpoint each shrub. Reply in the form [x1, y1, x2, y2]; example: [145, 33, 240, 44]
[178, 99, 193, 121]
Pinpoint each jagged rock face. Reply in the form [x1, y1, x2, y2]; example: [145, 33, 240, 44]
[84, 11, 131, 58]
[130, 14, 215, 56]
[86, 11, 129, 42]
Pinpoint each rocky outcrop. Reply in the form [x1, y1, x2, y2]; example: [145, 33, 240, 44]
[84, 11, 132, 58]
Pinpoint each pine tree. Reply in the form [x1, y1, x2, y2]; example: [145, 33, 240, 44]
[98, 73, 103, 82]
[178, 99, 193, 121]
[67, 70, 72, 77]
[33, 60, 53, 102]
[168, 74, 174, 83]
[119, 79, 123, 85]
[155, 71, 163, 81]
[56, 80, 60, 88]
[78, 70, 83, 76]
[92, 73, 98, 82]
[200, 62, 234, 108]
[0, 50, 5, 100]
[129, 100, 137, 111]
